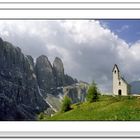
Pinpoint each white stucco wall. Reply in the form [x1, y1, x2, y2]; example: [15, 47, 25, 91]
[113, 66, 128, 96]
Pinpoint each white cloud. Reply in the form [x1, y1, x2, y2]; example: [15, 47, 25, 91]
[0, 20, 140, 93]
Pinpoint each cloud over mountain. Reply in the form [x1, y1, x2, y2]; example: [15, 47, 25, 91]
[0, 20, 140, 92]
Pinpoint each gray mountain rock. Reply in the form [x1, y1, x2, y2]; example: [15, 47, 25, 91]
[53, 57, 65, 87]
[36, 56, 77, 97]
[64, 74, 78, 86]
[0, 37, 87, 119]
[63, 81, 89, 104]
[0, 38, 49, 120]
[35, 55, 56, 97]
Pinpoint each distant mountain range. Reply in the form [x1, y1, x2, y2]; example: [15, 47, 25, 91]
[129, 81, 140, 94]
[0, 38, 88, 120]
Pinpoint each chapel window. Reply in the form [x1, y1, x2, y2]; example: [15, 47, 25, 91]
[119, 81, 121, 85]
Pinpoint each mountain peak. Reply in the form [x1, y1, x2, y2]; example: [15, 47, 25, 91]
[0, 37, 3, 46]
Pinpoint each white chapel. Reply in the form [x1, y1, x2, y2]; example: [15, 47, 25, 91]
[112, 64, 130, 96]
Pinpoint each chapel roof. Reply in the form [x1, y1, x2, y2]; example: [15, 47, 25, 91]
[112, 64, 120, 72]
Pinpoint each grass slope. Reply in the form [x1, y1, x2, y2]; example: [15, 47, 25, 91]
[39, 95, 140, 121]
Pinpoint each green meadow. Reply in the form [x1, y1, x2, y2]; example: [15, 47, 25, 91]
[38, 95, 140, 121]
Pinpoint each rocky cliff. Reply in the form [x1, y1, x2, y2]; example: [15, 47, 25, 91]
[44, 81, 89, 113]
[63, 81, 89, 104]
[0, 38, 49, 120]
[0, 37, 87, 119]
[35, 55, 77, 98]
[35, 55, 56, 97]
[53, 57, 65, 87]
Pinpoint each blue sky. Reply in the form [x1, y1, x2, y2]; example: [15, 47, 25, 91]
[100, 20, 140, 44]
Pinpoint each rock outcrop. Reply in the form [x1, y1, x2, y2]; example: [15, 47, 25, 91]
[64, 74, 78, 86]
[35, 55, 56, 97]
[53, 57, 65, 87]
[35, 56, 77, 97]
[44, 82, 89, 112]
[0, 38, 49, 120]
[63, 81, 89, 104]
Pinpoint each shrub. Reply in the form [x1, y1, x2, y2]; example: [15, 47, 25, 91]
[61, 95, 72, 112]
[38, 112, 44, 120]
[86, 81, 99, 102]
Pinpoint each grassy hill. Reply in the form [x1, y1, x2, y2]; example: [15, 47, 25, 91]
[38, 95, 140, 121]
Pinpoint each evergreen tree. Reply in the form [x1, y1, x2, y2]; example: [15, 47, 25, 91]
[61, 95, 71, 112]
[86, 81, 99, 102]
